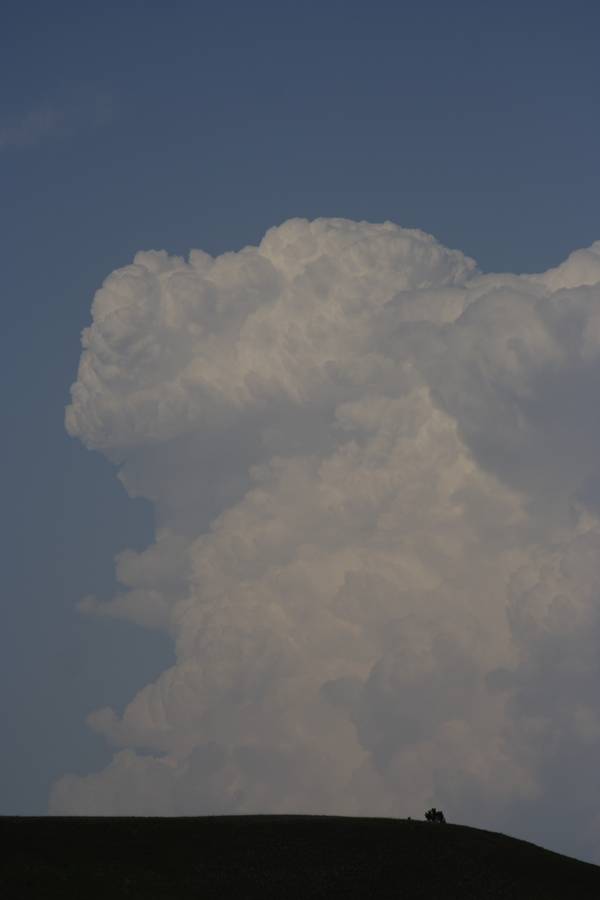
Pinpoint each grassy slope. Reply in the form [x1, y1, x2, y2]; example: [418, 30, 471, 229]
[3, 814, 599, 899]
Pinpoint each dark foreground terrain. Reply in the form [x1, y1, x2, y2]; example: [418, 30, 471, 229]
[3, 814, 599, 899]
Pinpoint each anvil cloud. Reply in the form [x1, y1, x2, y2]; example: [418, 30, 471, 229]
[54, 219, 600, 860]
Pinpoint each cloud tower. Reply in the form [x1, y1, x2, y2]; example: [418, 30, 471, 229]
[54, 218, 600, 860]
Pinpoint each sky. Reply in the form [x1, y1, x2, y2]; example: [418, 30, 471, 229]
[3, 0, 600, 865]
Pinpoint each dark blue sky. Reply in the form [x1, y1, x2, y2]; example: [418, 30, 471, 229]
[2, 0, 600, 814]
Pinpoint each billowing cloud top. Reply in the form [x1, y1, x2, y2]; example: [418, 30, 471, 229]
[66, 219, 475, 452]
[56, 219, 600, 861]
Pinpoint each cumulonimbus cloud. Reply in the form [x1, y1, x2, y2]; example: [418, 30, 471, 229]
[54, 218, 600, 860]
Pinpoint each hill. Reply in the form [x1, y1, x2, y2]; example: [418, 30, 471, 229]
[2, 814, 599, 898]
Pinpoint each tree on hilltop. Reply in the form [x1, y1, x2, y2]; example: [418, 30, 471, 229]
[425, 808, 446, 823]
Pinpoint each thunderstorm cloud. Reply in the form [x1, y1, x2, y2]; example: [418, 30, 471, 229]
[54, 218, 600, 859]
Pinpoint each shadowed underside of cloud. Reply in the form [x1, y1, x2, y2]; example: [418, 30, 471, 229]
[54, 218, 600, 861]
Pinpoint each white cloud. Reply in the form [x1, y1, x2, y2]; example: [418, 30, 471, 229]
[54, 218, 600, 861]
[0, 106, 66, 150]
[0, 91, 112, 152]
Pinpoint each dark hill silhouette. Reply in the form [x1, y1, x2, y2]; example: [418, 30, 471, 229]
[3, 814, 599, 898]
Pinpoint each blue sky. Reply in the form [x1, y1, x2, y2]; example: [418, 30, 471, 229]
[2, 0, 600, 827]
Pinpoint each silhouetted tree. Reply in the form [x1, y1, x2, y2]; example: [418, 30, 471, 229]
[425, 808, 446, 823]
